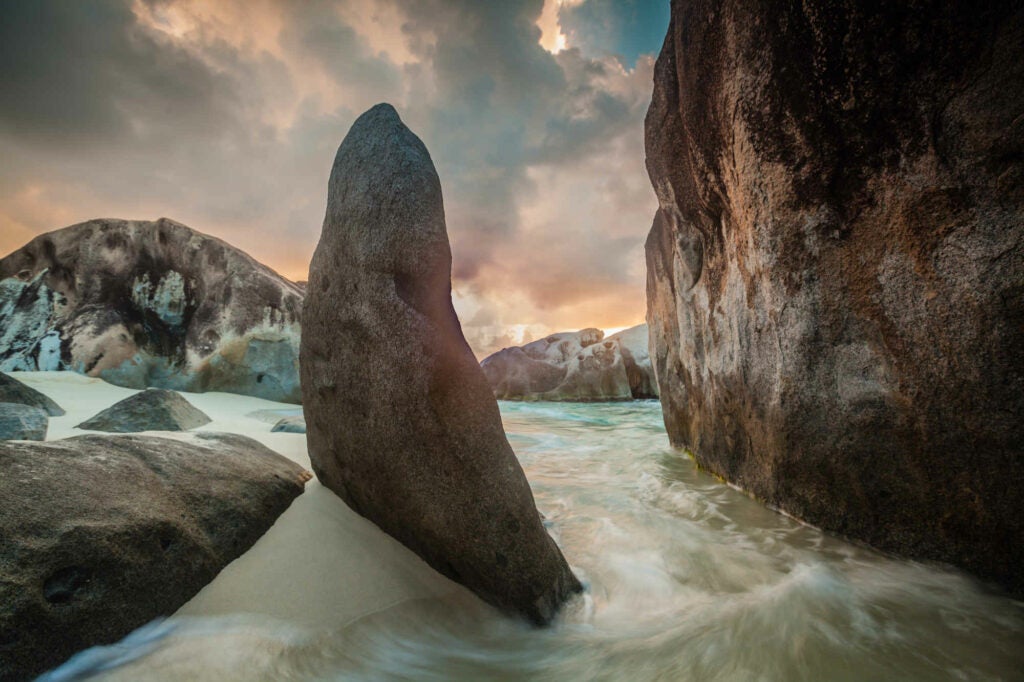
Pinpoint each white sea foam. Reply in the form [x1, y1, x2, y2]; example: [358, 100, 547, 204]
[17, 374, 1023, 681]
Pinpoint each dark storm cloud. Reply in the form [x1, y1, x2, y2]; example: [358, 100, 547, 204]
[0, 0, 240, 147]
[389, 0, 653, 287]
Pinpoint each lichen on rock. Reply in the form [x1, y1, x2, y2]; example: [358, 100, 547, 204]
[0, 218, 304, 403]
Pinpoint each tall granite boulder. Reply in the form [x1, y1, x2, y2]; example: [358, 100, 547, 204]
[76, 388, 211, 433]
[301, 104, 581, 624]
[0, 219, 303, 402]
[645, 0, 1024, 593]
[0, 372, 64, 415]
[0, 432, 310, 681]
[480, 325, 658, 401]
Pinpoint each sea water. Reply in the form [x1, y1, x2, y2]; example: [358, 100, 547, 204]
[44, 401, 1023, 681]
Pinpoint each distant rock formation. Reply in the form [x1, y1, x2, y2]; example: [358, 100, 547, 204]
[0, 372, 64, 415]
[0, 218, 303, 403]
[271, 415, 306, 433]
[609, 325, 658, 399]
[301, 103, 581, 624]
[480, 324, 657, 401]
[0, 403, 47, 441]
[645, 1, 1024, 593]
[0, 432, 310, 681]
[76, 388, 211, 433]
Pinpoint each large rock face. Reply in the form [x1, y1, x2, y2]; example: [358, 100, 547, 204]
[645, 1, 1024, 593]
[76, 388, 211, 433]
[0, 218, 303, 402]
[301, 104, 581, 624]
[480, 325, 658, 401]
[0, 371, 64, 415]
[0, 432, 310, 681]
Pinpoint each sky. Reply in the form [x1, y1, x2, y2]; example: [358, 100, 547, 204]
[0, 0, 669, 357]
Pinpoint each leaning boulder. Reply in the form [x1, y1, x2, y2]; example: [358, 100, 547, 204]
[301, 104, 581, 624]
[0, 403, 47, 441]
[0, 218, 303, 402]
[645, 0, 1024, 593]
[480, 324, 658, 401]
[0, 371, 64, 415]
[77, 388, 211, 433]
[0, 432, 310, 681]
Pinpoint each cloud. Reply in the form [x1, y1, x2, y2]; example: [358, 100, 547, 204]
[0, 1, 243, 147]
[0, 0, 664, 357]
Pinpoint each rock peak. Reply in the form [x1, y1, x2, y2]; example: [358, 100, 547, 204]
[302, 105, 581, 624]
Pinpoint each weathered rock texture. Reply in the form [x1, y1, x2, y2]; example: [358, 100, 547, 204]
[0, 432, 310, 681]
[645, 0, 1024, 593]
[480, 325, 658, 401]
[0, 371, 64, 415]
[0, 218, 303, 402]
[609, 325, 659, 399]
[76, 388, 211, 433]
[301, 104, 581, 624]
[0, 403, 47, 441]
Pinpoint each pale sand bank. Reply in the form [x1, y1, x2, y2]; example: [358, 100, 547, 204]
[10, 372, 472, 634]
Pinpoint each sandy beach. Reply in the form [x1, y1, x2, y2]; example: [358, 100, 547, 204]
[15, 371, 470, 633]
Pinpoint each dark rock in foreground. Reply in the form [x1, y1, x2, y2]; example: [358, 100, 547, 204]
[301, 103, 581, 624]
[645, 0, 1024, 593]
[481, 324, 658, 401]
[0, 372, 64, 415]
[271, 416, 306, 433]
[77, 388, 211, 433]
[0, 403, 47, 441]
[0, 218, 303, 402]
[0, 432, 310, 681]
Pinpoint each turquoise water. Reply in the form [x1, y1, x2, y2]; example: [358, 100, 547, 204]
[46, 401, 1024, 681]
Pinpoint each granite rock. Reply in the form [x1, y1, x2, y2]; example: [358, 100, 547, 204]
[76, 388, 211, 433]
[481, 325, 658, 401]
[0, 218, 303, 402]
[0, 432, 310, 681]
[0, 403, 47, 441]
[645, 0, 1024, 593]
[301, 104, 581, 624]
[0, 371, 64, 415]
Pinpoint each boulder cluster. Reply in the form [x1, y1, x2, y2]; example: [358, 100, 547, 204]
[481, 325, 657, 401]
[0, 376, 309, 681]
[0, 431, 309, 680]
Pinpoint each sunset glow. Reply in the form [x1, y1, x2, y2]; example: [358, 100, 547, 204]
[0, 0, 668, 356]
